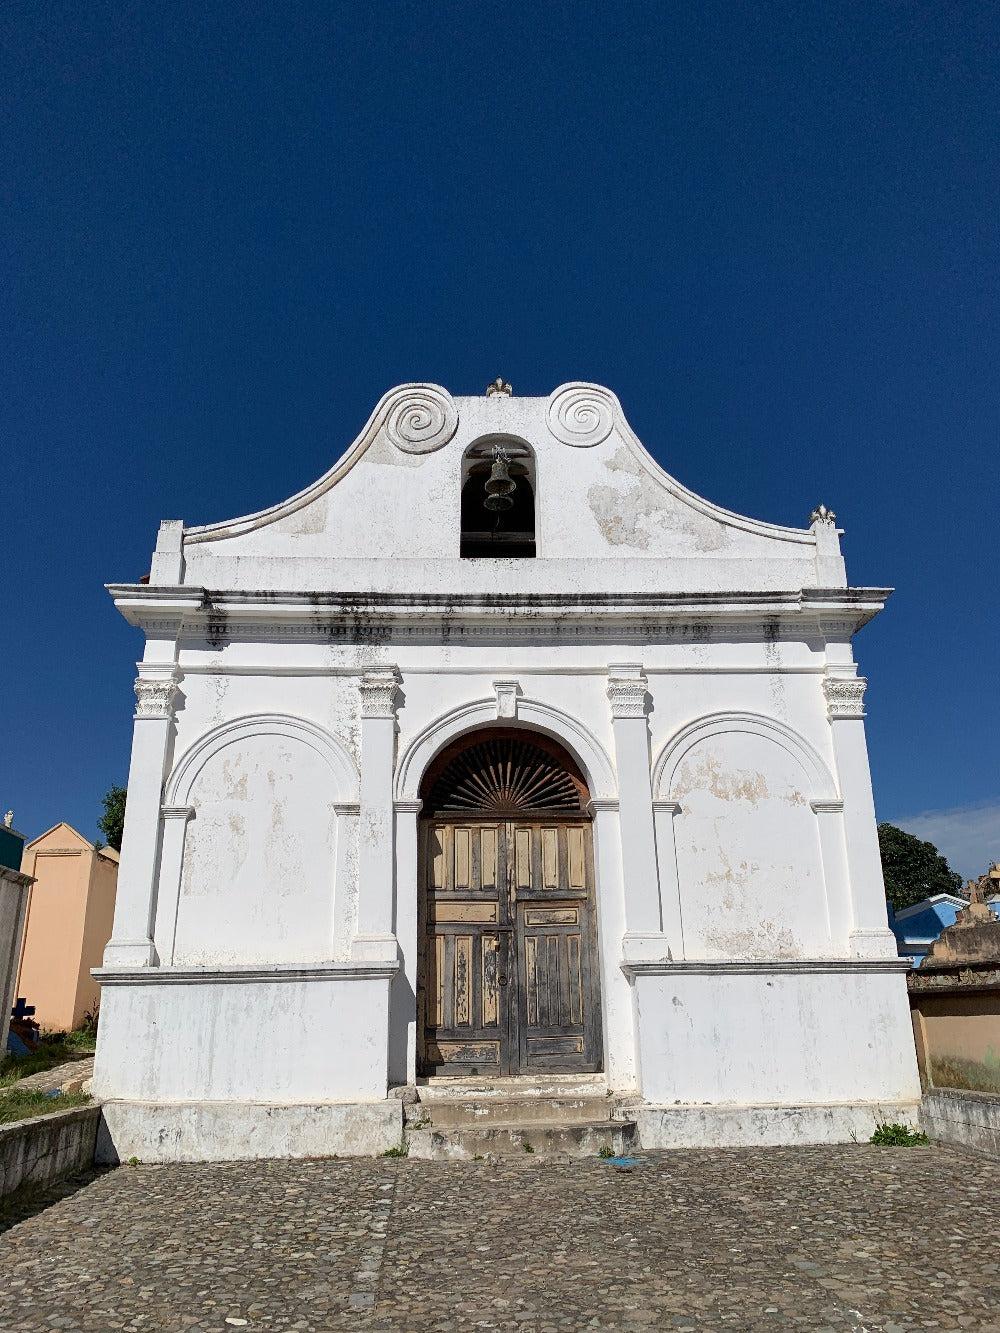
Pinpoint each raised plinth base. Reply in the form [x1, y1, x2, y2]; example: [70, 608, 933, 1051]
[633, 1100, 923, 1149]
[96, 1099, 404, 1164]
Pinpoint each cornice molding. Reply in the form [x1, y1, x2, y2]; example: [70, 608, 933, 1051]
[108, 586, 893, 642]
[93, 961, 399, 985]
[621, 957, 912, 979]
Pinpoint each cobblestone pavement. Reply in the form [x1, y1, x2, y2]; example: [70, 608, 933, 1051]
[1, 1146, 999, 1332]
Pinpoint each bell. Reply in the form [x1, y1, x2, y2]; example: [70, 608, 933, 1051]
[483, 457, 516, 512]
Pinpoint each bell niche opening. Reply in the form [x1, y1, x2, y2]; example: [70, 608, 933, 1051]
[460, 436, 536, 558]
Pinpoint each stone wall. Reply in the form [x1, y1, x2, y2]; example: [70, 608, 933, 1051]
[0, 1105, 101, 1199]
[921, 1088, 1000, 1161]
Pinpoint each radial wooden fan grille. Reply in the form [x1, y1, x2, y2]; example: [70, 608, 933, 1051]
[424, 737, 587, 816]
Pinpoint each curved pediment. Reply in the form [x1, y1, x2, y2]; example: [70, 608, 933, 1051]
[143, 381, 844, 593]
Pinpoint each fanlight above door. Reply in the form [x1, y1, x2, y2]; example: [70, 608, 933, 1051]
[422, 734, 589, 817]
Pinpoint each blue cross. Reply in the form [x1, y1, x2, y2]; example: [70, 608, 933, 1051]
[11, 997, 35, 1021]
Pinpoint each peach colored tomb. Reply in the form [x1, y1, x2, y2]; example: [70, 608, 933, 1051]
[17, 823, 118, 1031]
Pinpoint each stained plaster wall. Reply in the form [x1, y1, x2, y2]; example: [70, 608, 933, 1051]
[158, 637, 843, 975]
[93, 382, 918, 1156]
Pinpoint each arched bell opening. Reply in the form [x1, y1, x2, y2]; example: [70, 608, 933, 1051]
[416, 727, 603, 1078]
[459, 436, 536, 558]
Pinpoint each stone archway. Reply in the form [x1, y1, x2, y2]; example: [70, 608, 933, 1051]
[416, 728, 603, 1078]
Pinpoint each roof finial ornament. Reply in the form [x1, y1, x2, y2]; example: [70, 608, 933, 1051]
[3, 811, 13, 829]
[486, 376, 512, 398]
[809, 503, 836, 525]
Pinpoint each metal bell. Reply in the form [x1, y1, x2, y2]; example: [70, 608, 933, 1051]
[483, 454, 516, 512]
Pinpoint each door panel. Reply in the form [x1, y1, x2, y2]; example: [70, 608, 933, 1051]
[419, 822, 512, 1075]
[420, 818, 600, 1076]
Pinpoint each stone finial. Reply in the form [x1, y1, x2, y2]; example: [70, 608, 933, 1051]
[968, 876, 988, 906]
[3, 811, 12, 829]
[921, 870, 1000, 967]
[810, 504, 837, 525]
[486, 377, 512, 398]
[959, 867, 1000, 922]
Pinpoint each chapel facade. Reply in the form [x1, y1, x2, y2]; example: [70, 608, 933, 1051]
[93, 381, 921, 1160]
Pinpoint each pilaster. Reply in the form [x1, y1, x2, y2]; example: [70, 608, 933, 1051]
[823, 672, 897, 958]
[104, 667, 181, 967]
[393, 798, 423, 1085]
[606, 665, 664, 961]
[352, 668, 401, 965]
[651, 799, 684, 959]
[151, 805, 195, 965]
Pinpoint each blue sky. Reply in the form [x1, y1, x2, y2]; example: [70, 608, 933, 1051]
[3, 1, 997, 875]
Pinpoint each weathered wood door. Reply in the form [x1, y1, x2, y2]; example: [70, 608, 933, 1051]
[417, 733, 602, 1077]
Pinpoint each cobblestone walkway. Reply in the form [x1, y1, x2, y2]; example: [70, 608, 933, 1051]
[1, 1146, 998, 1332]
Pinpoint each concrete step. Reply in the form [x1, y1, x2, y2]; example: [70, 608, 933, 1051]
[407, 1118, 637, 1161]
[417, 1095, 616, 1128]
[417, 1073, 608, 1101]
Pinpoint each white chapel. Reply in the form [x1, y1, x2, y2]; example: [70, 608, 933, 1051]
[93, 380, 921, 1160]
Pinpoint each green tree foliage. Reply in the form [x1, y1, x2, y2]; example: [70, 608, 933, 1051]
[97, 784, 127, 852]
[878, 822, 963, 912]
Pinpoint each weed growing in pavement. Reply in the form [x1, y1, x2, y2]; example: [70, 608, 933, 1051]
[870, 1122, 929, 1146]
[380, 1139, 409, 1157]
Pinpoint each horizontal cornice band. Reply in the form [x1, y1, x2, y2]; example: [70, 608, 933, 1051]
[621, 958, 911, 978]
[107, 585, 891, 637]
[93, 962, 398, 986]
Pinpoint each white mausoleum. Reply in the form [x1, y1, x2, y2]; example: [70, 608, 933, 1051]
[93, 381, 921, 1160]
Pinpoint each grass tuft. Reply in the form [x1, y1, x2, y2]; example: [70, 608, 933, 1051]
[0, 1089, 91, 1125]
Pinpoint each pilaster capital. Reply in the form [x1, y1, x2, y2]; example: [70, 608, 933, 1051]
[161, 805, 195, 823]
[652, 799, 683, 815]
[359, 667, 401, 719]
[606, 664, 648, 720]
[823, 675, 867, 720]
[133, 670, 181, 720]
[586, 797, 620, 816]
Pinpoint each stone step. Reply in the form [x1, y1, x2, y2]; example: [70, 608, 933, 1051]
[417, 1073, 608, 1101]
[417, 1095, 616, 1128]
[407, 1118, 637, 1161]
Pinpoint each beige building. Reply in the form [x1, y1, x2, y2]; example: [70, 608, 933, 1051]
[17, 824, 118, 1032]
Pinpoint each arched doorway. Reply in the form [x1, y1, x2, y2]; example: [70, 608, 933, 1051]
[417, 728, 602, 1077]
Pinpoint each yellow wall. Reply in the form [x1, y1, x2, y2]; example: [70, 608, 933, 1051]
[17, 826, 118, 1031]
[910, 992, 1000, 1095]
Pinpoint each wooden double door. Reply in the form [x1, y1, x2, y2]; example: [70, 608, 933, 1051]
[418, 817, 602, 1076]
